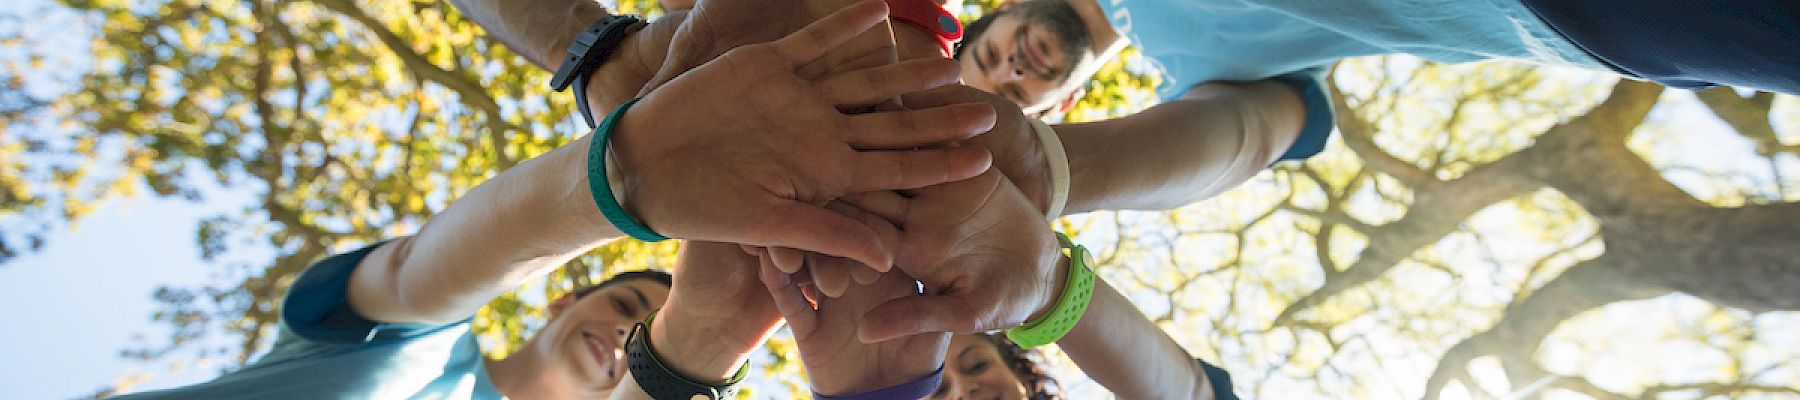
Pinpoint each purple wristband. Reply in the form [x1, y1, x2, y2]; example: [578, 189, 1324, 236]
[814, 365, 945, 400]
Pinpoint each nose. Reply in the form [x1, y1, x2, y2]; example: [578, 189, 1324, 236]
[987, 52, 1026, 83]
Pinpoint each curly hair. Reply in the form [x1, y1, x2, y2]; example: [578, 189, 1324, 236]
[974, 332, 1063, 400]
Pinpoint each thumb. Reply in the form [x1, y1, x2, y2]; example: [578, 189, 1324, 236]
[745, 201, 895, 272]
[857, 295, 983, 343]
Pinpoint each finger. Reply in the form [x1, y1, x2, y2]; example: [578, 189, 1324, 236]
[825, 200, 903, 267]
[842, 103, 997, 149]
[759, 256, 817, 333]
[818, 58, 962, 108]
[847, 146, 994, 192]
[850, 263, 882, 285]
[808, 253, 854, 298]
[839, 191, 911, 224]
[744, 201, 895, 272]
[858, 295, 985, 343]
[771, 0, 889, 66]
[770, 247, 807, 274]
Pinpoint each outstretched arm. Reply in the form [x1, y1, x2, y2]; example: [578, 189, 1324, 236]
[1058, 277, 1226, 399]
[446, 0, 611, 71]
[1055, 81, 1306, 215]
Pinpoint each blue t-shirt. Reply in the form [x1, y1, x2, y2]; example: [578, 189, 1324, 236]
[117, 244, 504, 399]
[1095, 0, 1606, 160]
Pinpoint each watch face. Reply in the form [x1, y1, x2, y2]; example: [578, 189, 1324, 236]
[1079, 247, 1097, 269]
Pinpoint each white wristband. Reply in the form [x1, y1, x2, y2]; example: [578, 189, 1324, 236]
[1029, 119, 1070, 220]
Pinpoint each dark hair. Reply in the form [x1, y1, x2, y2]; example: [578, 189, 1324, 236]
[975, 332, 1063, 400]
[573, 270, 672, 299]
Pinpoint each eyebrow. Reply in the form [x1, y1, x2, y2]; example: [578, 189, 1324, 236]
[956, 345, 977, 364]
[629, 286, 651, 311]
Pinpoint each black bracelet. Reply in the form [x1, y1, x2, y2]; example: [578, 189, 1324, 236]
[549, 14, 644, 128]
[625, 310, 749, 400]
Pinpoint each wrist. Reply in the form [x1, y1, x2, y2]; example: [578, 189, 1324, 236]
[1025, 244, 1071, 322]
[647, 304, 763, 383]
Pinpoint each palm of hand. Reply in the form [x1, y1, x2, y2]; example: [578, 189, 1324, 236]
[843, 170, 1063, 343]
[761, 255, 949, 395]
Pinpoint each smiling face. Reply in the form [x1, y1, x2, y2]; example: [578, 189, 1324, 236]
[958, 0, 1096, 114]
[528, 276, 671, 392]
[931, 334, 1032, 400]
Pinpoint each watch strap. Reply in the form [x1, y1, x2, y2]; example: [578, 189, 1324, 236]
[625, 310, 749, 400]
[550, 14, 645, 93]
[882, 0, 962, 56]
[1005, 232, 1096, 348]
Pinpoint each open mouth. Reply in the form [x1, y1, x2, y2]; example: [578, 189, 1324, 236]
[581, 332, 619, 378]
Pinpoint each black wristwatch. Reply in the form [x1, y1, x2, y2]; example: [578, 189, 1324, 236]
[625, 310, 748, 400]
[549, 14, 645, 127]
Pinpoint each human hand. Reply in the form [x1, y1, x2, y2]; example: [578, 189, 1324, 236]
[649, 242, 786, 380]
[841, 170, 1067, 343]
[607, 1, 997, 269]
[902, 85, 1054, 211]
[755, 85, 1056, 297]
[639, 0, 901, 96]
[758, 253, 949, 396]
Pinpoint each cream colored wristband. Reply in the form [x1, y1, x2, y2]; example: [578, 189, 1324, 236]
[1029, 119, 1070, 220]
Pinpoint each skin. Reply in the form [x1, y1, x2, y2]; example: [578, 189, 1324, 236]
[340, 3, 993, 399]
[931, 335, 1031, 400]
[957, 0, 1125, 115]
[487, 279, 672, 397]
[441, 0, 1291, 397]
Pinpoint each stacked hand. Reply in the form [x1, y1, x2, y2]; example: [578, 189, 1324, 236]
[608, 0, 997, 269]
[609, 0, 1070, 396]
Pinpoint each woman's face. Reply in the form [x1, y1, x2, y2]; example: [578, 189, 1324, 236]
[931, 335, 1030, 400]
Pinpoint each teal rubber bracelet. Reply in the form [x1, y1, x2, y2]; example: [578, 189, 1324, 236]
[1005, 232, 1095, 348]
[587, 97, 669, 242]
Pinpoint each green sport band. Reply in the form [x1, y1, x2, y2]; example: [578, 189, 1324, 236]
[1006, 232, 1096, 349]
[587, 97, 669, 242]
[626, 310, 750, 400]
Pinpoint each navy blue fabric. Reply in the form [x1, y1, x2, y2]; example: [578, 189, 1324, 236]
[1197, 359, 1239, 400]
[1521, 0, 1800, 94]
[1269, 71, 1334, 162]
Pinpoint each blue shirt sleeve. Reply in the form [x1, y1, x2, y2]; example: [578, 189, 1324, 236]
[1266, 68, 1334, 162]
[280, 242, 460, 344]
[1196, 359, 1240, 400]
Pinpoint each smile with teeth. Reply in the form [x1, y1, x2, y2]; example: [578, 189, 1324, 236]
[581, 332, 618, 378]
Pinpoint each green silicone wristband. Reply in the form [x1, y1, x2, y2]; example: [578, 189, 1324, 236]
[587, 97, 669, 242]
[1006, 232, 1096, 349]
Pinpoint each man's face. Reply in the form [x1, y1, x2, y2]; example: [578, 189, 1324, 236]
[959, 10, 1088, 114]
[535, 278, 672, 391]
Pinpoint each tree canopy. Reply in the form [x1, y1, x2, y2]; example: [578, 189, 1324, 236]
[9, 0, 1797, 398]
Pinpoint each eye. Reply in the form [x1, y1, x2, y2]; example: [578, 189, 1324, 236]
[968, 360, 989, 374]
[613, 297, 635, 317]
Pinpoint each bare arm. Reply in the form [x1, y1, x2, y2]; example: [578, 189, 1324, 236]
[1058, 277, 1220, 400]
[446, 0, 610, 71]
[347, 134, 625, 324]
[1055, 80, 1305, 215]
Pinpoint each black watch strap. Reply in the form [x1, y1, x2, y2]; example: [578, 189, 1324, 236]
[549, 14, 644, 92]
[551, 15, 643, 128]
[625, 311, 747, 400]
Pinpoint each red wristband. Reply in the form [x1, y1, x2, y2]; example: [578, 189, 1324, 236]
[882, 0, 962, 56]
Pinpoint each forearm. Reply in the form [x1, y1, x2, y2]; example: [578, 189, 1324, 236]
[349, 136, 625, 323]
[1057, 80, 1303, 215]
[447, 0, 612, 71]
[1059, 278, 1215, 400]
